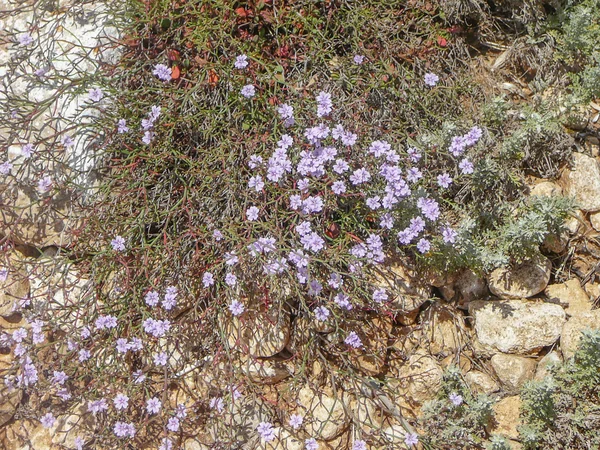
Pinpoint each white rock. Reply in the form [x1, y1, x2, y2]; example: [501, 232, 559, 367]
[561, 310, 600, 359]
[298, 385, 348, 441]
[590, 211, 600, 231]
[464, 370, 500, 394]
[529, 181, 562, 197]
[491, 353, 536, 391]
[534, 351, 562, 381]
[560, 152, 600, 212]
[491, 396, 522, 440]
[487, 254, 551, 298]
[0, 252, 29, 317]
[421, 305, 466, 356]
[396, 350, 443, 405]
[469, 300, 566, 354]
[545, 279, 592, 315]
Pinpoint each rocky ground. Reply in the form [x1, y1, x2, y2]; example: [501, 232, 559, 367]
[2, 1, 600, 450]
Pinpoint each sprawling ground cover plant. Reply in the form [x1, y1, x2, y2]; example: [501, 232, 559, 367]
[0, 0, 592, 448]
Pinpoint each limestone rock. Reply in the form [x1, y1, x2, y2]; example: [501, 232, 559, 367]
[565, 209, 584, 235]
[421, 305, 466, 356]
[469, 300, 566, 354]
[345, 316, 393, 376]
[464, 370, 500, 394]
[396, 351, 443, 405]
[212, 396, 273, 447]
[298, 385, 348, 441]
[491, 353, 536, 391]
[535, 351, 562, 381]
[259, 428, 303, 450]
[453, 269, 489, 307]
[529, 180, 562, 197]
[372, 260, 431, 323]
[241, 357, 290, 384]
[380, 423, 412, 448]
[561, 310, 600, 359]
[560, 153, 600, 212]
[223, 302, 290, 358]
[487, 255, 551, 298]
[590, 211, 600, 231]
[491, 396, 522, 440]
[0, 381, 22, 428]
[545, 279, 592, 315]
[0, 253, 29, 317]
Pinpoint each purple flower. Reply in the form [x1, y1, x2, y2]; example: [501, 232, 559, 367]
[404, 432, 419, 446]
[350, 168, 371, 185]
[114, 393, 129, 410]
[167, 417, 180, 432]
[407, 146, 421, 162]
[213, 229, 224, 241]
[153, 64, 172, 82]
[380, 213, 394, 229]
[417, 238, 431, 254]
[21, 143, 34, 157]
[300, 232, 325, 253]
[333, 159, 350, 174]
[89, 398, 108, 414]
[241, 84, 256, 98]
[222, 272, 235, 287]
[353, 441, 367, 450]
[342, 131, 358, 146]
[437, 173, 453, 188]
[353, 54, 365, 65]
[345, 331, 363, 349]
[328, 272, 343, 288]
[373, 288, 388, 303]
[249, 155, 263, 169]
[424, 72, 439, 86]
[113, 421, 136, 438]
[36, 175, 52, 193]
[302, 196, 323, 214]
[257, 422, 276, 442]
[335, 293, 352, 310]
[369, 140, 391, 157]
[210, 396, 224, 412]
[116, 338, 129, 353]
[40, 413, 55, 428]
[278, 103, 294, 120]
[331, 181, 346, 195]
[417, 198, 440, 221]
[442, 226, 458, 244]
[117, 119, 129, 133]
[163, 285, 178, 310]
[18, 33, 34, 46]
[142, 131, 155, 145]
[246, 206, 259, 221]
[0, 161, 12, 176]
[406, 167, 422, 183]
[145, 290, 160, 307]
[160, 438, 173, 450]
[234, 54, 249, 69]
[154, 352, 168, 366]
[449, 392, 463, 406]
[88, 88, 103, 102]
[229, 299, 245, 316]
[316, 91, 332, 117]
[289, 414, 303, 429]
[459, 158, 474, 174]
[465, 126, 483, 146]
[203, 272, 214, 288]
[248, 175, 264, 192]
[146, 397, 162, 414]
[78, 349, 91, 362]
[133, 370, 146, 384]
[366, 196, 381, 210]
[305, 438, 319, 450]
[52, 371, 68, 385]
[314, 306, 330, 321]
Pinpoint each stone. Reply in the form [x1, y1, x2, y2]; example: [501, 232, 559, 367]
[545, 279, 592, 315]
[453, 269, 489, 307]
[560, 153, 600, 212]
[396, 350, 443, 405]
[51, 403, 97, 448]
[565, 209, 584, 234]
[259, 428, 303, 450]
[469, 299, 566, 354]
[491, 396, 522, 440]
[0, 380, 22, 428]
[529, 180, 562, 197]
[380, 423, 412, 448]
[491, 353, 536, 391]
[0, 253, 29, 317]
[590, 211, 600, 231]
[421, 305, 467, 356]
[222, 301, 290, 358]
[241, 357, 290, 384]
[464, 370, 500, 394]
[535, 351, 563, 381]
[561, 310, 600, 359]
[372, 260, 431, 321]
[345, 316, 393, 376]
[441, 353, 472, 373]
[487, 254, 551, 298]
[345, 393, 383, 433]
[212, 396, 273, 447]
[298, 385, 348, 441]
[542, 231, 568, 254]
